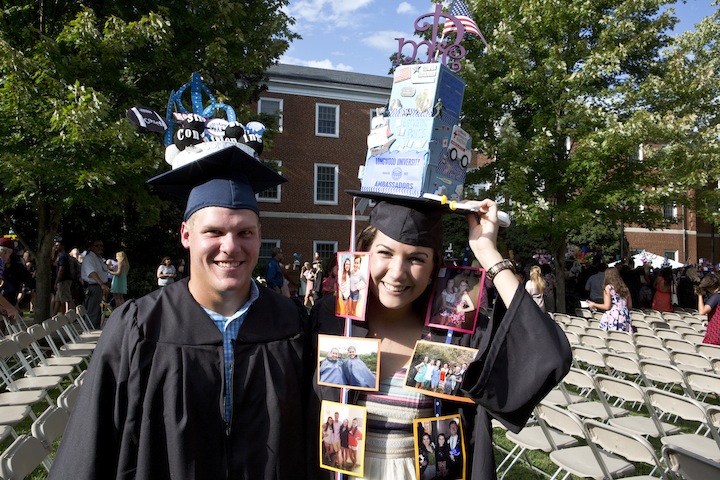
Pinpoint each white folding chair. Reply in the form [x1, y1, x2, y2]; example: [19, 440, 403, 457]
[584, 419, 669, 479]
[671, 351, 713, 373]
[683, 370, 720, 403]
[594, 374, 680, 438]
[31, 405, 69, 470]
[696, 343, 720, 359]
[0, 339, 65, 397]
[562, 368, 628, 421]
[645, 387, 720, 462]
[24, 324, 87, 372]
[0, 434, 50, 478]
[535, 402, 636, 480]
[56, 383, 80, 413]
[639, 358, 696, 398]
[10, 331, 76, 381]
[663, 338, 698, 353]
[662, 444, 720, 480]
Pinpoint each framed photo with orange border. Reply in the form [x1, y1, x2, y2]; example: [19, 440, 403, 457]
[335, 252, 371, 320]
[425, 266, 485, 334]
[317, 334, 380, 391]
[413, 414, 466, 480]
[404, 340, 478, 404]
[320, 400, 367, 477]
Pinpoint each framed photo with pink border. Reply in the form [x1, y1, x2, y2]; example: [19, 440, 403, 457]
[335, 252, 371, 321]
[425, 266, 485, 334]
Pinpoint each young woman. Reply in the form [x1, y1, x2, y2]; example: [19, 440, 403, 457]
[303, 261, 316, 308]
[338, 257, 352, 315]
[434, 433, 450, 478]
[109, 251, 129, 307]
[696, 273, 720, 345]
[525, 265, 546, 312]
[652, 267, 674, 312]
[588, 266, 632, 332]
[308, 198, 571, 479]
[156, 256, 176, 287]
[418, 433, 436, 480]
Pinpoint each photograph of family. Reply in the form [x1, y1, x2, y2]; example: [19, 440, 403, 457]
[404, 340, 478, 404]
[317, 335, 380, 390]
[426, 266, 485, 333]
[320, 400, 367, 477]
[335, 252, 371, 320]
[414, 415, 466, 480]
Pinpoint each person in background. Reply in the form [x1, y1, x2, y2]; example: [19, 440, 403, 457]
[652, 267, 673, 312]
[0, 238, 19, 319]
[525, 265, 546, 312]
[176, 258, 186, 280]
[81, 239, 109, 329]
[109, 251, 129, 307]
[265, 248, 284, 293]
[585, 263, 607, 305]
[156, 256, 176, 288]
[589, 266, 632, 332]
[52, 239, 75, 314]
[696, 273, 720, 345]
[676, 265, 701, 310]
[541, 263, 556, 313]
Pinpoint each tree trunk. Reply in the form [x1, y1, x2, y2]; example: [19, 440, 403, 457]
[33, 200, 63, 324]
[554, 242, 567, 314]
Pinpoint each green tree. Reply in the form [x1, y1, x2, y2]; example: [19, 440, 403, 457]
[457, 0, 720, 312]
[0, 1, 298, 322]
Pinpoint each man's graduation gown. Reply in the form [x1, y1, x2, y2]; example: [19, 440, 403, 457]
[49, 279, 309, 480]
[307, 285, 572, 479]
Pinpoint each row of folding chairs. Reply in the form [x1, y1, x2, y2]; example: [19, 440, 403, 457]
[497, 368, 720, 479]
[0, 382, 81, 479]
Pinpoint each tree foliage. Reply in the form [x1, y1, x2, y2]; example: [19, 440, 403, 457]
[456, 0, 720, 311]
[0, 0, 298, 321]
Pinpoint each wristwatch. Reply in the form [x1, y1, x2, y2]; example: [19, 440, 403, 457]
[486, 259, 516, 282]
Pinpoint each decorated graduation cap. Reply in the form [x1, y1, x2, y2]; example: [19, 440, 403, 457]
[147, 142, 286, 221]
[145, 73, 284, 221]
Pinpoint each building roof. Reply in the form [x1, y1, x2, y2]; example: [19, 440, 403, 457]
[265, 64, 392, 104]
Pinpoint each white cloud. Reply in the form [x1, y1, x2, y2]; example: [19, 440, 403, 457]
[361, 30, 414, 51]
[288, 0, 375, 28]
[397, 2, 417, 15]
[280, 54, 354, 72]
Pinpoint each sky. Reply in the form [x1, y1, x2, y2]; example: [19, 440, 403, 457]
[280, 0, 719, 77]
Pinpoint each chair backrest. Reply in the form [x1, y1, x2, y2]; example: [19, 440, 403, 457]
[563, 367, 597, 391]
[636, 344, 673, 362]
[579, 334, 606, 349]
[656, 329, 683, 340]
[684, 370, 720, 397]
[662, 444, 720, 480]
[664, 338, 698, 353]
[602, 351, 641, 378]
[571, 345, 606, 370]
[634, 334, 665, 348]
[57, 384, 80, 413]
[671, 351, 713, 371]
[566, 324, 586, 336]
[606, 338, 635, 354]
[696, 343, 720, 359]
[638, 359, 694, 397]
[683, 333, 707, 344]
[535, 401, 585, 438]
[644, 387, 715, 429]
[31, 405, 69, 450]
[606, 330, 633, 342]
[564, 331, 580, 345]
[584, 419, 667, 478]
[594, 374, 645, 405]
[0, 434, 50, 479]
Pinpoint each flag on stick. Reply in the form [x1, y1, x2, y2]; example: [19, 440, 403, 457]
[442, 0, 488, 46]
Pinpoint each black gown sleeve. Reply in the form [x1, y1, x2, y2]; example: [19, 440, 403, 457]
[463, 284, 572, 479]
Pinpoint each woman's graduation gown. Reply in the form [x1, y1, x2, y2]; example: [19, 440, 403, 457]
[307, 284, 572, 479]
[49, 279, 310, 480]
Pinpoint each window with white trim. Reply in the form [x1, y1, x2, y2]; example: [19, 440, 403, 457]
[315, 164, 338, 204]
[259, 240, 280, 269]
[257, 160, 282, 203]
[258, 98, 283, 133]
[316, 103, 339, 137]
[313, 241, 338, 263]
[662, 204, 676, 220]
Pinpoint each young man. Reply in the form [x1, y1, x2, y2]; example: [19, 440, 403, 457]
[50, 145, 310, 479]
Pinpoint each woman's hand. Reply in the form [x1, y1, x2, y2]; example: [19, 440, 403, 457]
[464, 199, 501, 269]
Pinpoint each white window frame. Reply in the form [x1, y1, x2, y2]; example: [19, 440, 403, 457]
[314, 163, 339, 205]
[256, 160, 282, 203]
[258, 97, 283, 133]
[315, 103, 340, 138]
[313, 241, 338, 262]
[259, 240, 281, 269]
[662, 204, 677, 220]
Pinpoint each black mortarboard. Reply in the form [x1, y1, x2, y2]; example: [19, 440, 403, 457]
[147, 144, 286, 221]
[347, 190, 446, 251]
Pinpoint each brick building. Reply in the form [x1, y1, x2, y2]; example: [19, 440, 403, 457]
[252, 64, 392, 268]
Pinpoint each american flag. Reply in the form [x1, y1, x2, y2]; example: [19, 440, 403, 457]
[442, 0, 487, 45]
